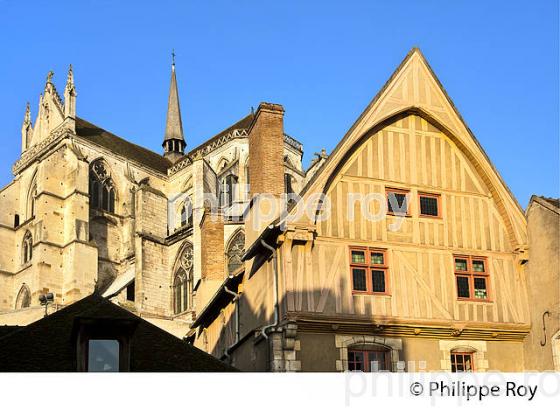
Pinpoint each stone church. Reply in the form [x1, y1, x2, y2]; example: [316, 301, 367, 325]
[0, 58, 318, 337]
[0, 48, 557, 372]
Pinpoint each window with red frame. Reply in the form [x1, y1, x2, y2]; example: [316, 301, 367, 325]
[348, 347, 391, 372]
[350, 247, 389, 294]
[386, 188, 410, 216]
[419, 193, 440, 217]
[451, 351, 475, 372]
[454, 256, 489, 301]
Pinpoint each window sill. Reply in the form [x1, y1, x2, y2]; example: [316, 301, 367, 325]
[456, 298, 493, 304]
[352, 292, 392, 297]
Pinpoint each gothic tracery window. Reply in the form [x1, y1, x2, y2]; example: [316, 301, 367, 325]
[173, 242, 193, 314]
[22, 231, 33, 264]
[15, 284, 31, 309]
[227, 230, 245, 275]
[89, 161, 116, 213]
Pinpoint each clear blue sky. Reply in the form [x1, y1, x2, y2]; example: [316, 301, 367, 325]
[0, 1, 558, 207]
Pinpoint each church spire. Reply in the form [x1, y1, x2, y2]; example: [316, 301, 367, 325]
[163, 50, 185, 162]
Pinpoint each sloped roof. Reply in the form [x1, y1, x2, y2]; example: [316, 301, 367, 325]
[0, 325, 19, 339]
[528, 195, 560, 214]
[187, 113, 254, 157]
[541, 197, 560, 209]
[0, 294, 237, 372]
[75, 117, 172, 174]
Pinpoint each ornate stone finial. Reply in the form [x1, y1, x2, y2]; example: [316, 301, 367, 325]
[66, 64, 74, 89]
[64, 64, 77, 119]
[46, 70, 54, 84]
[23, 102, 31, 125]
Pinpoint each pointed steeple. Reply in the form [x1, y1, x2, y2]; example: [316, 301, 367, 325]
[163, 51, 186, 162]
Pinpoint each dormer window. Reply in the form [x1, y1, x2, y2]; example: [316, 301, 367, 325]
[88, 339, 120, 372]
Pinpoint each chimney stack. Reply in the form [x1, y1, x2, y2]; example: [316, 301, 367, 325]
[248, 103, 285, 197]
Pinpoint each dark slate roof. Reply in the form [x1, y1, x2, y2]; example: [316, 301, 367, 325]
[187, 113, 254, 157]
[75, 117, 172, 174]
[0, 325, 19, 339]
[0, 294, 237, 372]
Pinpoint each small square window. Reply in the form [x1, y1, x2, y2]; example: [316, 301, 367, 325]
[472, 260, 485, 272]
[456, 276, 470, 298]
[352, 268, 367, 291]
[387, 191, 408, 215]
[419, 195, 439, 217]
[455, 259, 468, 271]
[351, 250, 366, 264]
[371, 270, 386, 293]
[371, 252, 384, 265]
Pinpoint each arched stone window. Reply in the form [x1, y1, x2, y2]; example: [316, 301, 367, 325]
[22, 231, 33, 264]
[439, 340, 488, 372]
[347, 344, 392, 372]
[335, 335, 402, 372]
[173, 242, 193, 314]
[27, 179, 37, 219]
[89, 160, 116, 213]
[179, 198, 193, 228]
[227, 230, 245, 275]
[15, 284, 31, 309]
[221, 174, 238, 207]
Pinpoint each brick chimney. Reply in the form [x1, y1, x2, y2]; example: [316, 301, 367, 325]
[200, 209, 225, 281]
[248, 102, 285, 197]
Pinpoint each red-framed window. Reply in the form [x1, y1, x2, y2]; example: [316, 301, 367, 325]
[451, 351, 475, 372]
[454, 255, 490, 301]
[419, 192, 441, 218]
[386, 188, 410, 216]
[348, 348, 391, 372]
[349, 247, 390, 295]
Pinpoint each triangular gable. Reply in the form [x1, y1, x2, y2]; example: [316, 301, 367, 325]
[300, 48, 526, 249]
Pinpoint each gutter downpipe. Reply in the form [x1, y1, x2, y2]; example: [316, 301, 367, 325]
[260, 238, 279, 340]
[223, 284, 240, 360]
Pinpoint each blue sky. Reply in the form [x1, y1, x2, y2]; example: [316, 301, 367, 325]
[0, 0, 557, 207]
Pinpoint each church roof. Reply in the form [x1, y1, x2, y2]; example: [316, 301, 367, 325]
[187, 112, 254, 157]
[75, 117, 172, 174]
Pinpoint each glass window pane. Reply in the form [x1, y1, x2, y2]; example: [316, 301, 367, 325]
[351, 250, 366, 264]
[388, 192, 408, 215]
[88, 339, 119, 372]
[451, 355, 457, 372]
[456, 276, 470, 298]
[371, 270, 386, 293]
[352, 268, 367, 291]
[473, 277, 487, 299]
[420, 196, 439, 216]
[348, 351, 364, 371]
[371, 252, 384, 265]
[472, 260, 485, 272]
[455, 258, 468, 271]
